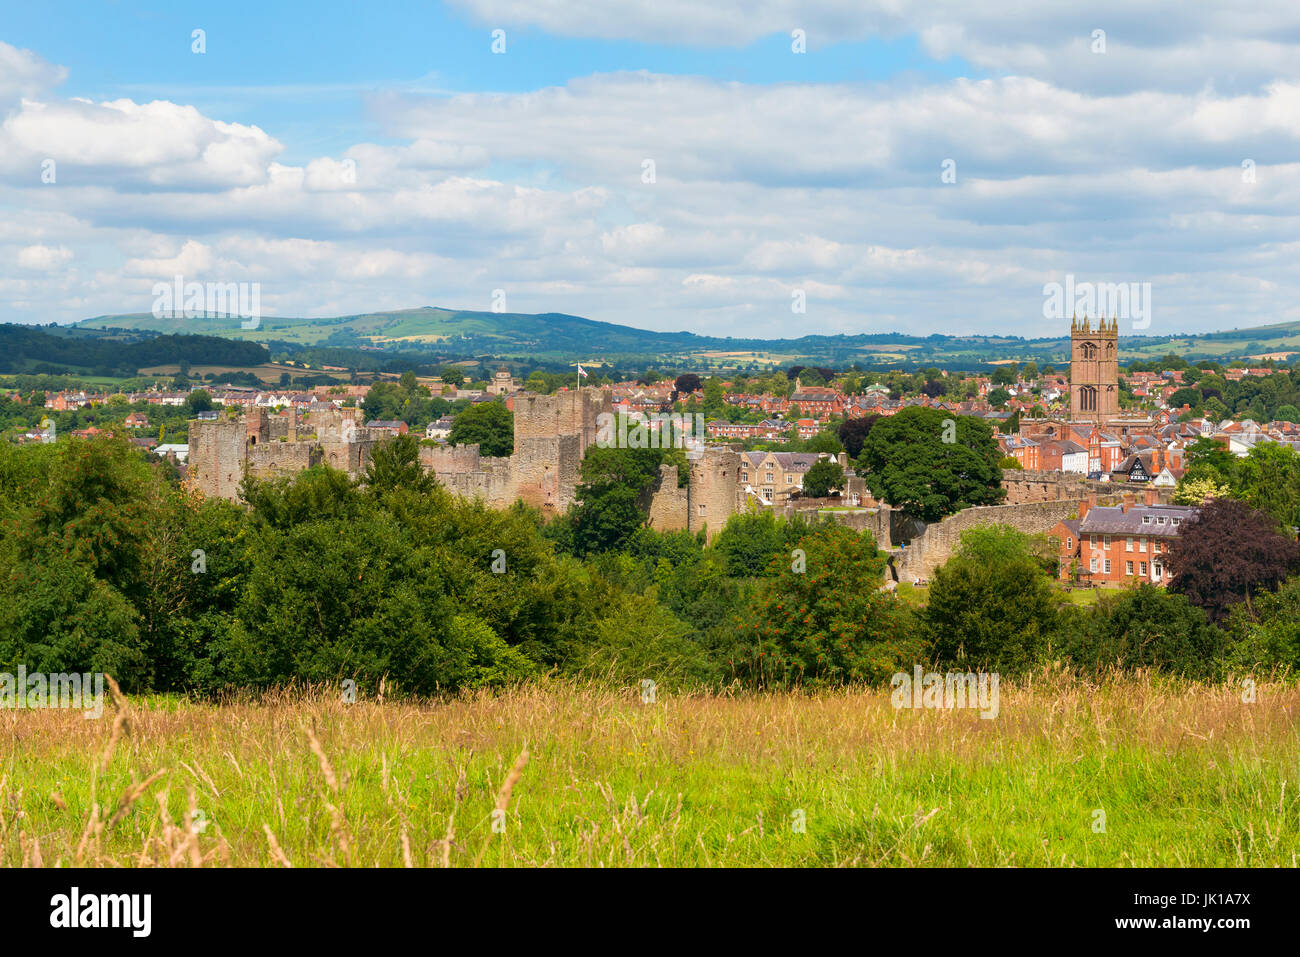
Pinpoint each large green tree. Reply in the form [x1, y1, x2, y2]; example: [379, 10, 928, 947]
[858, 407, 1004, 521]
[569, 446, 674, 555]
[448, 401, 514, 457]
[800, 458, 844, 498]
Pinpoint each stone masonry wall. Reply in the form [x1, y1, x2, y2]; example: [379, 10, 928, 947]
[896, 500, 1082, 581]
[189, 419, 246, 501]
[688, 447, 742, 541]
[646, 464, 689, 533]
[1001, 469, 1174, 505]
[779, 502, 892, 547]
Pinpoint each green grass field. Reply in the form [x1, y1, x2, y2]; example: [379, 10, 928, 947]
[4, 673, 1297, 867]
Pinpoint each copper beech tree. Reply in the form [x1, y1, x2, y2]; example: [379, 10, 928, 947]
[1165, 498, 1300, 622]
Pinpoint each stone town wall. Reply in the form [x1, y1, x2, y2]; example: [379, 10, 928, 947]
[896, 500, 1081, 581]
[1000, 469, 1173, 505]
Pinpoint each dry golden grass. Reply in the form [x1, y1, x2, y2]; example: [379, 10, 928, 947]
[3, 670, 1298, 867]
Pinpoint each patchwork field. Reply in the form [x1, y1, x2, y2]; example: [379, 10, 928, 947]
[4, 672, 1297, 868]
[137, 362, 318, 384]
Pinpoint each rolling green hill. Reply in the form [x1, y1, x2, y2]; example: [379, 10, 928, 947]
[68, 307, 1300, 370]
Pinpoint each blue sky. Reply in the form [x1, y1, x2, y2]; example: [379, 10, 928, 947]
[1, 1, 1298, 338]
[4, 1, 974, 162]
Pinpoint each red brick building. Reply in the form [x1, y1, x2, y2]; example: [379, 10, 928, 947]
[1053, 494, 1198, 586]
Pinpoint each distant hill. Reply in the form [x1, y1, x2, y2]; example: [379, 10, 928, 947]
[63, 306, 1300, 369]
[0, 324, 268, 377]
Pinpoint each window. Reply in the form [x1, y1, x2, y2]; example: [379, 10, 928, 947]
[766, 472, 773, 483]
[786, 475, 794, 484]
[1104, 560, 1112, 574]
[1126, 537, 1133, 552]
[1139, 537, 1147, 552]
[1066, 537, 1073, 550]
[1126, 561, 1134, 575]
[1142, 515, 1151, 524]
[1090, 558, 1098, 572]
[697, 504, 706, 516]
[1157, 517, 1166, 525]
[1154, 541, 1162, 554]
[1172, 518, 1180, 526]
[1104, 535, 1112, 547]
[1140, 562, 1148, 576]
[1090, 535, 1096, 546]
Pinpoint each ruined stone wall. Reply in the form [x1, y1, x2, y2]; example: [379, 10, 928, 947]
[267, 412, 292, 442]
[437, 467, 515, 506]
[188, 419, 246, 501]
[688, 447, 742, 541]
[778, 502, 892, 547]
[512, 389, 611, 454]
[320, 437, 378, 475]
[646, 464, 689, 532]
[896, 500, 1082, 581]
[422, 389, 611, 514]
[421, 444, 484, 474]
[420, 443, 515, 506]
[247, 441, 320, 480]
[509, 435, 574, 512]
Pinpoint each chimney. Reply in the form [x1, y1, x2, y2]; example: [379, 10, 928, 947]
[1079, 494, 1095, 521]
[1122, 491, 1135, 512]
[1144, 488, 1157, 506]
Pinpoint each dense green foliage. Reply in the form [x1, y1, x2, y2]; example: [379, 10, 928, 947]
[923, 526, 1057, 674]
[0, 325, 268, 377]
[447, 400, 514, 456]
[800, 458, 844, 498]
[858, 407, 1005, 521]
[1181, 439, 1300, 531]
[3, 433, 1299, 698]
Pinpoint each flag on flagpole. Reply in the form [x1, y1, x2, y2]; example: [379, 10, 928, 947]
[577, 364, 588, 378]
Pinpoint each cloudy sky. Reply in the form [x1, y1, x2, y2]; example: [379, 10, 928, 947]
[2, 1, 1299, 337]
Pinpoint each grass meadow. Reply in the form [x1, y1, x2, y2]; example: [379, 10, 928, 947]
[3, 670, 1298, 867]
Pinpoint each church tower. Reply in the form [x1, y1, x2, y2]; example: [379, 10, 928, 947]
[1069, 314, 1119, 422]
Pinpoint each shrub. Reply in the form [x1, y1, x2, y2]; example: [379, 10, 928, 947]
[731, 526, 922, 687]
[923, 525, 1057, 674]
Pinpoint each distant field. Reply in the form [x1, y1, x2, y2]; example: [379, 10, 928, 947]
[5, 675, 1296, 867]
[138, 362, 331, 384]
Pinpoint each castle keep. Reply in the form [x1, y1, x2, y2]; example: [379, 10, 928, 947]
[419, 389, 610, 514]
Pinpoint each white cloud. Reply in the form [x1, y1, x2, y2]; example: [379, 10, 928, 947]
[0, 41, 66, 105]
[448, 1, 1300, 91]
[3, 23, 1300, 337]
[16, 244, 73, 271]
[0, 97, 281, 187]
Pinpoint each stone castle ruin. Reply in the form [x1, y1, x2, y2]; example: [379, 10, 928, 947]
[189, 405, 384, 501]
[189, 389, 744, 539]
